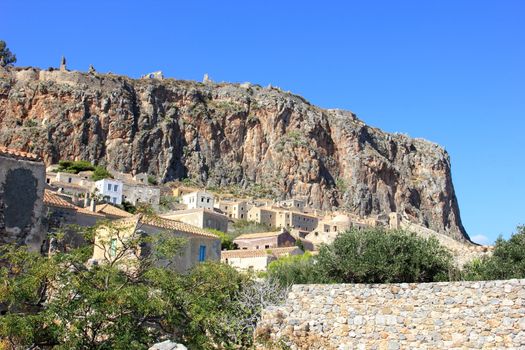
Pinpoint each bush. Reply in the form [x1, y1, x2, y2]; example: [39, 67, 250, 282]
[267, 252, 322, 286]
[147, 175, 158, 185]
[0, 40, 16, 66]
[0, 224, 286, 349]
[232, 220, 278, 236]
[206, 228, 238, 250]
[91, 165, 113, 181]
[463, 225, 525, 281]
[57, 160, 95, 174]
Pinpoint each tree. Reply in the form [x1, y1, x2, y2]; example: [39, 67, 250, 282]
[315, 228, 455, 283]
[91, 165, 113, 181]
[463, 225, 525, 281]
[206, 229, 238, 250]
[0, 222, 286, 349]
[267, 252, 322, 286]
[0, 40, 16, 67]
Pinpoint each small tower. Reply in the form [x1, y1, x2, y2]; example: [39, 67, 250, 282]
[389, 212, 401, 230]
[203, 73, 211, 84]
[88, 64, 96, 74]
[60, 56, 67, 72]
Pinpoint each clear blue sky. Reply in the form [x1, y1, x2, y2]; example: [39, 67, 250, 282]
[3, 1, 524, 244]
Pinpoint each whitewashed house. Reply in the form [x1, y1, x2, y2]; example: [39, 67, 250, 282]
[182, 191, 214, 210]
[95, 179, 123, 205]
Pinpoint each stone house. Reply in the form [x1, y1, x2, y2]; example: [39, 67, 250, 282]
[233, 228, 297, 250]
[215, 199, 248, 220]
[278, 210, 319, 232]
[171, 185, 201, 198]
[221, 246, 303, 272]
[306, 213, 368, 247]
[182, 191, 214, 210]
[247, 206, 278, 227]
[122, 182, 160, 209]
[247, 206, 319, 232]
[160, 208, 228, 232]
[46, 171, 95, 197]
[92, 214, 221, 272]
[0, 147, 46, 252]
[111, 171, 160, 208]
[95, 178, 123, 205]
[277, 198, 307, 212]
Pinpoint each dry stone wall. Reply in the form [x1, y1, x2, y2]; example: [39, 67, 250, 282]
[256, 280, 525, 349]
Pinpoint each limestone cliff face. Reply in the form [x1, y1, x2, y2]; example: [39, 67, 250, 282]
[0, 67, 468, 241]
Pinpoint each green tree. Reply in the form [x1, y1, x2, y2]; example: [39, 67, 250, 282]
[91, 165, 113, 181]
[316, 228, 455, 283]
[463, 225, 525, 281]
[206, 229, 238, 250]
[267, 252, 322, 286]
[0, 222, 285, 349]
[0, 40, 16, 67]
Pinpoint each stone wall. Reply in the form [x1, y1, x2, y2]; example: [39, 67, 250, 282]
[399, 219, 493, 266]
[0, 155, 46, 252]
[256, 280, 525, 349]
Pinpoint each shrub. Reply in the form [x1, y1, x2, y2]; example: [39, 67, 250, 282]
[91, 165, 113, 181]
[206, 228, 238, 250]
[57, 160, 95, 174]
[147, 175, 158, 185]
[267, 252, 322, 286]
[463, 225, 525, 281]
[316, 228, 455, 283]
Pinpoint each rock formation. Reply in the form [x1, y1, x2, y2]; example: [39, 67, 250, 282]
[0, 67, 469, 241]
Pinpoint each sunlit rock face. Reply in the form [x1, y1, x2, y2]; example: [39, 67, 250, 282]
[0, 67, 468, 241]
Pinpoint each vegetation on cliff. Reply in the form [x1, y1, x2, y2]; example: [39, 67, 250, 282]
[0, 40, 16, 67]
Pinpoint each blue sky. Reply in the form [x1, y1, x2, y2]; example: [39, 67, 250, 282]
[3, 1, 524, 243]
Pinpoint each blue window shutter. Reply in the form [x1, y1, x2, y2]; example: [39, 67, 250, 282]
[199, 245, 206, 262]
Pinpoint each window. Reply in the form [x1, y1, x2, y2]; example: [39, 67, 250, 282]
[107, 184, 112, 191]
[207, 198, 210, 203]
[46, 178, 50, 184]
[198, 245, 206, 262]
[201, 198, 204, 202]
[114, 185, 119, 192]
[240, 214, 244, 219]
[112, 197, 117, 204]
[68, 177, 72, 183]
[265, 245, 270, 249]
[109, 238, 117, 257]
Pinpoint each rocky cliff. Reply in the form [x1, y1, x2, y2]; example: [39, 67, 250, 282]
[0, 67, 469, 241]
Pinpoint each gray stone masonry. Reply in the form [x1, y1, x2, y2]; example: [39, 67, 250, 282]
[256, 280, 525, 349]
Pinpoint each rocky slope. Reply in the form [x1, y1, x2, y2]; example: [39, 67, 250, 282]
[0, 66, 469, 241]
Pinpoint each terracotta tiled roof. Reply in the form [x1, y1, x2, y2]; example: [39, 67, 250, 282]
[221, 249, 272, 259]
[76, 207, 105, 217]
[95, 204, 134, 218]
[44, 190, 104, 217]
[139, 215, 219, 239]
[235, 230, 283, 240]
[0, 146, 41, 161]
[44, 190, 77, 209]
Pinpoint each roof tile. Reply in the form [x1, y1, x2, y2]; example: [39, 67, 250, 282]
[0, 146, 41, 162]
